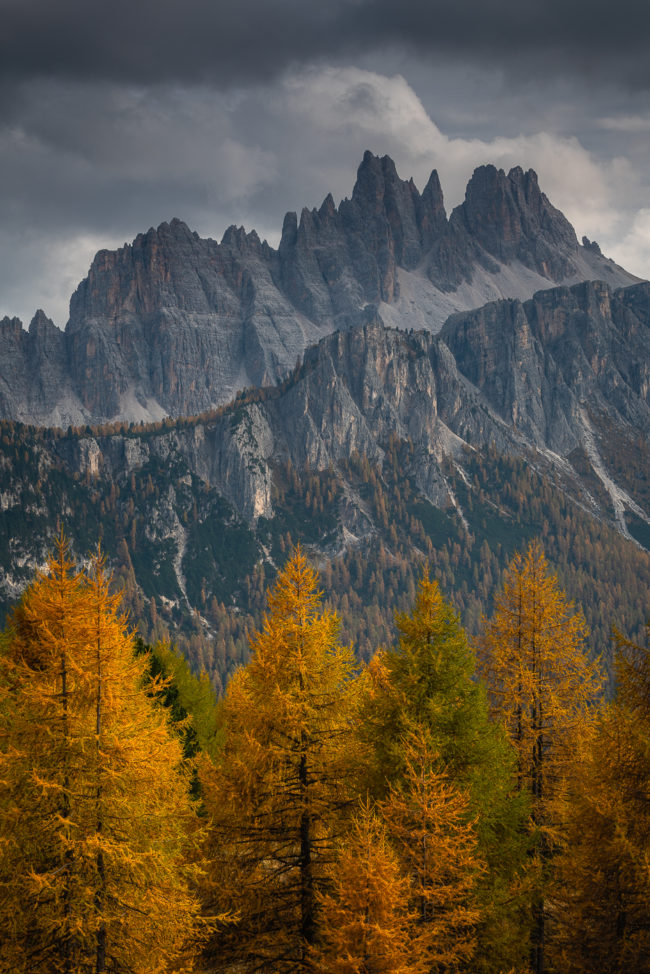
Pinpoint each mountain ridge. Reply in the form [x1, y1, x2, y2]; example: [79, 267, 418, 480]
[2, 275, 648, 681]
[0, 153, 639, 428]
[4, 277, 648, 536]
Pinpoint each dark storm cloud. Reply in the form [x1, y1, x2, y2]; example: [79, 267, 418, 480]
[3, 0, 650, 89]
[1, 0, 345, 85]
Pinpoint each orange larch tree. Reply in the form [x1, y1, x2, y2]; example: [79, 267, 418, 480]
[0, 539, 203, 974]
[311, 800, 419, 974]
[479, 539, 603, 974]
[380, 736, 485, 974]
[199, 547, 360, 973]
[550, 624, 650, 973]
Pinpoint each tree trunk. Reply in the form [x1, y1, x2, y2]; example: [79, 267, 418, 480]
[299, 750, 314, 955]
[95, 600, 107, 974]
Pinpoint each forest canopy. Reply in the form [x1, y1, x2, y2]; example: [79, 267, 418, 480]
[0, 538, 647, 973]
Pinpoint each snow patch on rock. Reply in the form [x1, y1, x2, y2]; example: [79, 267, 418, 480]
[579, 409, 650, 540]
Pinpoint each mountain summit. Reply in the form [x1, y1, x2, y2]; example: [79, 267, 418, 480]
[0, 153, 639, 426]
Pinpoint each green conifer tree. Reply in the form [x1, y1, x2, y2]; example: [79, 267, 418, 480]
[360, 573, 529, 973]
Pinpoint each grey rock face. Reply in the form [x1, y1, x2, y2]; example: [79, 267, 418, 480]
[1, 278, 647, 633]
[0, 311, 75, 426]
[64, 218, 322, 422]
[441, 280, 650, 455]
[450, 165, 578, 278]
[0, 154, 642, 427]
[37, 280, 648, 543]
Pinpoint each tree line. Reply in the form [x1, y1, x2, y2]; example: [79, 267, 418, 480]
[0, 537, 648, 972]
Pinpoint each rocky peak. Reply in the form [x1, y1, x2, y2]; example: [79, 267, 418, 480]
[28, 309, 58, 338]
[319, 192, 337, 220]
[450, 164, 578, 278]
[69, 216, 222, 325]
[221, 224, 265, 256]
[154, 218, 196, 242]
[0, 316, 24, 339]
[350, 151, 394, 209]
[417, 169, 447, 250]
[279, 210, 299, 251]
[349, 151, 425, 271]
[582, 236, 602, 255]
[0, 151, 642, 427]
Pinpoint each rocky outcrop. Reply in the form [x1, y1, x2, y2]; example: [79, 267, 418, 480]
[449, 165, 578, 279]
[0, 311, 74, 426]
[36, 279, 648, 533]
[65, 218, 323, 421]
[0, 154, 641, 427]
[277, 153, 450, 319]
[441, 280, 650, 454]
[2, 277, 648, 642]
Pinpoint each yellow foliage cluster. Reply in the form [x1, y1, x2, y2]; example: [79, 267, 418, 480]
[200, 551, 506, 973]
[1, 536, 647, 974]
[0, 537, 202, 973]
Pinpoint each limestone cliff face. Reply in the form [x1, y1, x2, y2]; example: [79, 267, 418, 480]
[275, 152, 446, 318]
[65, 218, 323, 420]
[441, 280, 650, 454]
[449, 165, 578, 279]
[1, 277, 648, 634]
[0, 311, 74, 425]
[36, 280, 649, 539]
[0, 154, 641, 426]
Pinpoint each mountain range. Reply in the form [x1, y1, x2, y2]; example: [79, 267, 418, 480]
[0, 152, 648, 680]
[0, 152, 638, 427]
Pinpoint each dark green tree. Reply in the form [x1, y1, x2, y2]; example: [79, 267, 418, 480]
[360, 573, 530, 973]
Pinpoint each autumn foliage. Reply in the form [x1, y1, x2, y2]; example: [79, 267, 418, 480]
[550, 624, 650, 973]
[0, 538, 202, 974]
[199, 549, 359, 971]
[479, 540, 604, 974]
[0, 536, 647, 974]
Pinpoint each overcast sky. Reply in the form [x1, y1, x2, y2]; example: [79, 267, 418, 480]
[2, 0, 650, 327]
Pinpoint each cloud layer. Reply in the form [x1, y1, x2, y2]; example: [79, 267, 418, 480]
[4, 0, 650, 89]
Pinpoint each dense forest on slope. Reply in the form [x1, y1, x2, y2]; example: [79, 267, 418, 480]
[1, 419, 647, 692]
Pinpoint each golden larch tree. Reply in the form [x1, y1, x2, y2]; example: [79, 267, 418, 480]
[200, 547, 360, 972]
[479, 539, 602, 974]
[311, 800, 419, 974]
[550, 624, 650, 973]
[0, 539, 202, 974]
[380, 736, 485, 973]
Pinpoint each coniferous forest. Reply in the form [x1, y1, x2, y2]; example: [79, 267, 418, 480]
[2, 421, 649, 697]
[1, 537, 648, 973]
